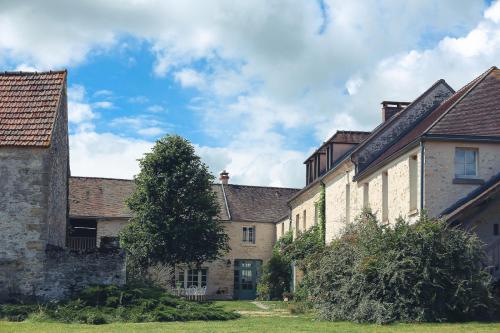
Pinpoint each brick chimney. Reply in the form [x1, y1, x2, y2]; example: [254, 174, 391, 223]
[219, 170, 229, 185]
[381, 101, 410, 122]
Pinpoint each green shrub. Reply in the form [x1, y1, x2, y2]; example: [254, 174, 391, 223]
[0, 284, 239, 324]
[301, 212, 499, 324]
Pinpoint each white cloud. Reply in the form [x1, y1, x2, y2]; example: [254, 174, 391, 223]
[5, 0, 499, 187]
[67, 84, 97, 124]
[137, 127, 165, 137]
[174, 68, 206, 88]
[93, 101, 114, 109]
[70, 130, 153, 179]
[110, 115, 168, 137]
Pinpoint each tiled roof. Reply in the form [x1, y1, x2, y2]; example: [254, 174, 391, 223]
[69, 177, 135, 218]
[304, 130, 371, 162]
[0, 71, 66, 147]
[221, 184, 299, 222]
[356, 66, 497, 179]
[427, 67, 500, 136]
[69, 176, 299, 223]
[440, 171, 500, 220]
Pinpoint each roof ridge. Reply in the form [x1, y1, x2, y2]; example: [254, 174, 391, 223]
[0, 69, 67, 75]
[424, 66, 497, 135]
[70, 176, 134, 181]
[223, 183, 300, 191]
[350, 78, 454, 157]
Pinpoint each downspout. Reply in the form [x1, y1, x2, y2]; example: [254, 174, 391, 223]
[420, 140, 425, 213]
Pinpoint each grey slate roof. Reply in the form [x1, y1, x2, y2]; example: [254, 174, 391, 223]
[69, 176, 298, 223]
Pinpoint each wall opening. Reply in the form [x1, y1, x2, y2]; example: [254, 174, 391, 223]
[409, 155, 418, 212]
[382, 171, 388, 222]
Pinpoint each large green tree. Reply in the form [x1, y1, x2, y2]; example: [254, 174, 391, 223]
[120, 135, 229, 275]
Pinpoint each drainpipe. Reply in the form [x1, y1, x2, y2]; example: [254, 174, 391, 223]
[420, 141, 425, 213]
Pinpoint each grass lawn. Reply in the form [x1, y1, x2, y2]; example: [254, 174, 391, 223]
[1, 301, 499, 333]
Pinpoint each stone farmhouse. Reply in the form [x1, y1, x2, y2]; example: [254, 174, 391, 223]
[68, 175, 298, 300]
[278, 66, 500, 283]
[1, 67, 499, 301]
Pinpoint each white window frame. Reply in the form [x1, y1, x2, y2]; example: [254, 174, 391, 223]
[454, 147, 478, 178]
[242, 226, 256, 244]
[176, 268, 208, 288]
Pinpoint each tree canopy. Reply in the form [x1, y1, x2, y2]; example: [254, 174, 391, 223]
[120, 135, 229, 275]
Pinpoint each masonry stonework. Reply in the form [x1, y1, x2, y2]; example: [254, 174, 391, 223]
[289, 183, 321, 238]
[424, 141, 500, 217]
[0, 148, 50, 299]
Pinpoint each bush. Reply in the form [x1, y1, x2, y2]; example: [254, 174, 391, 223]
[301, 212, 499, 324]
[0, 284, 239, 324]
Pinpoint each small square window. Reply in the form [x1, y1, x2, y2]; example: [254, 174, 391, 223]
[455, 148, 477, 178]
[243, 226, 255, 244]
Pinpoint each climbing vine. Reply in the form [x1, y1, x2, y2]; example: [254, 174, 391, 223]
[316, 183, 326, 245]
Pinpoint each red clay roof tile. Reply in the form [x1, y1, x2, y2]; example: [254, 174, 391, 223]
[0, 71, 66, 147]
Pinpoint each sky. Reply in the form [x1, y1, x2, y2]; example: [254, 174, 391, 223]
[1, 0, 499, 188]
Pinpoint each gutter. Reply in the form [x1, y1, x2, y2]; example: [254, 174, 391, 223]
[421, 134, 500, 143]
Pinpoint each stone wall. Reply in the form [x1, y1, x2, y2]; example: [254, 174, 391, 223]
[96, 218, 128, 247]
[424, 141, 500, 217]
[359, 147, 421, 224]
[47, 84, 69, 248]
[0, 147, 50, 300]
[275, 216, 290, 240]
[323, 161, 361, 242]
[96, 218, 276, 299]
[289, 183, 321, 238]
[38, 245, 126, 300]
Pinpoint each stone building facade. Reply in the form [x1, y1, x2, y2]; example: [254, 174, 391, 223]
[280, 66, 500, 282]
[69, 175, 299, 300]
[0, 71, 125, 301]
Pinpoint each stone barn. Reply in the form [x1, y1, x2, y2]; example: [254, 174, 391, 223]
[0, 71, 125, 301]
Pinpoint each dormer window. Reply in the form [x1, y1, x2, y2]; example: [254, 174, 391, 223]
[454, 148, 477, 178]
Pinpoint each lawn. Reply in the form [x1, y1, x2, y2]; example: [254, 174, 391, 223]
[1, 301, 499, 333]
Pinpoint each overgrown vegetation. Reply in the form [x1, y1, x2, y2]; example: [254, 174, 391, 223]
[257, 221, 325, 300]
[0, 285, 239, 325]
[300, 211, 499, 324]
[257, 231, 293, 300]
[120, 134, 229, 279]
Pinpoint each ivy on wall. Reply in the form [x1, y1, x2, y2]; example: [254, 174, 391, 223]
[315, 183, 326, 245]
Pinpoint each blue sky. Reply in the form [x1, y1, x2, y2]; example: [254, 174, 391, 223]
[1, 0, 499, 187]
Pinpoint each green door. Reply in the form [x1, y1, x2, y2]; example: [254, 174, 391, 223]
[233, 259, 261, 300]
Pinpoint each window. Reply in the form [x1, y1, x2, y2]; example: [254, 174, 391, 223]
[409, 155, 418, 212]
[303, 209, 307, 230]
[243, 226, 255, 244]
[345, 184, 351, 223]
[455, 148, 477, 178]
[295, 214, 300, 234]
[494, 224, 499, 236]
[382, 172, 388, 222]
[281, 222, 284, 236]
[363, 183, 370, 209]
[176, 268, 207, 288]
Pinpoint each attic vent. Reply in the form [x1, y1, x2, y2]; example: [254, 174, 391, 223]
[381, 101, 410, 122]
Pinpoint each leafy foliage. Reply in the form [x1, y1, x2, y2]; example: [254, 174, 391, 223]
[301, 211, 499, 323]
[285, 224, 324, 271]
[120, 135, 229, 276]
[0, 284, 239, 324]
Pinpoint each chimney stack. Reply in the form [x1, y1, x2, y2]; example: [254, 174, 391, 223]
[219, 170, 229, 185]
[381, 101, 410, 122]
